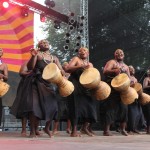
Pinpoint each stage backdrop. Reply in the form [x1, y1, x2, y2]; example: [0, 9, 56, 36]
[88, 0, 150, 82]
[0, 4, 34, 106]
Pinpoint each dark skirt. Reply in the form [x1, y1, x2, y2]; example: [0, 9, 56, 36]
[100, 88, 128, 126]
[11, 73, 58, 122]
[127, 100, 146, 131]
[68, 75, 97, 126]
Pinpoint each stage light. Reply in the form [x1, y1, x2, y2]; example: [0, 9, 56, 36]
[80, 16, 85, 20]
[65, 39, 70, 44]
[77, 36, 81, 40]
[69, 18, 75, 24]
[76, 43, 80, 46]
[66, 33, 70, 37]
[40, 14, 46, 22]
[45, 0, 55, 8]
[70, 12, 75, 16]
[21, 6, 29, 17]
[54, 20, 61, 29]
[2, 1, 9, 8]
[69, 25, 74, 30]
[64, 45, 69, 50]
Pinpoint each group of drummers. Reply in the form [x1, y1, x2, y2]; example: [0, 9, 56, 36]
[0, 39, 150, 138]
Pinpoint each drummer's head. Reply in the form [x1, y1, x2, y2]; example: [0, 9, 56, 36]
[147, 69, 150, 76]
[38, 39, 50, 51]
[0, 48, 3, 57]
[78, 47, 89, 59]
[114, 49, 124, 61]
[129, 65, 135, 75]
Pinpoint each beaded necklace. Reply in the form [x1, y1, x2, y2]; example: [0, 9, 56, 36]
[40, 51, 53, 64]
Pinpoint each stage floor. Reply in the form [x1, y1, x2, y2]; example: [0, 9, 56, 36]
[0, 131, 150, 150]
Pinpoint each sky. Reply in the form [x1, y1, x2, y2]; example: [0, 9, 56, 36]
[32, 0, 46, 46]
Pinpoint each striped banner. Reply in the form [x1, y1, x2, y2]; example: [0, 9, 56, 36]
[0, 4, 34, 72]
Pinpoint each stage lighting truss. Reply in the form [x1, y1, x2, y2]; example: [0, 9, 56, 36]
[21, 6, 29, 17]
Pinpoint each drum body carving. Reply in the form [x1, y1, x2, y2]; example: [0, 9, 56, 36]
[42, 63, 74, 97]
[120, 87, 138, 105]
[0, 80, 10, 97]
[79, 67, 101, 89]
[93, 81, 111, 101]
[132, 82, 143, 95]
[139, 93, 150, 105]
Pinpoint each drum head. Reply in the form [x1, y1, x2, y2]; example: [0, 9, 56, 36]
[79, 68, 101, 85]
[42, 63, 60, 80]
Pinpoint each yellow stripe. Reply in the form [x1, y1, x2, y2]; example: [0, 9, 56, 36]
[3, 53, 31, 60]
[7, 64, 21, 72]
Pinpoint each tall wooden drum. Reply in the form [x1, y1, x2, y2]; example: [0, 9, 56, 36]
[42, 63, 62, 84]
[139, 93, 150, 105]
[132, 82, 143, 95]
[120, 87, 138, 105]
[111, 73, 130, 92]
[0, 80, 10, 97]
[42, 63, 74, 97]
[79, 67, 101, 89]
[93, 81, 111, 101]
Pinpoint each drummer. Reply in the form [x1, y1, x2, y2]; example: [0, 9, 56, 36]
[64, 47, 97, 137]
[0, 48, 8, 127]
[26, 39, 65, 137]
[142, 68, 150, 134]
[102, 49, 130, 136]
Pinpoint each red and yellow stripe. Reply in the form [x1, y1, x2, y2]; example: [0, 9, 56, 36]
[0, 5, 34, 72]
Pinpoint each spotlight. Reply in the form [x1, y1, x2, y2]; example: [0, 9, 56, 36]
[21, 6, 29, 17]
[69, 25, 74, 30]
[75, 48, 78, 52]
[69, 18, 75, 24]
[64, 45, 69, 50]
[76, 43, 80, 46]
[77, 36, 81, 40]
[80, 16, 85, 20]
[44, 0, 55, 8]
[80, 23, 83, 27]
[40, 14, 46, 22]
[65, 39, 70, 44]
[2, 1, 9, 8]
[66, 33, 70, 37]
[80, 29, 83, 33]
[70, 12, 75, 16]
[54, 20, 61, 29]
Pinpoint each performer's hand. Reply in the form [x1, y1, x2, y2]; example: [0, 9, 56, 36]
[113, 68, 120, 75]
[0, 73, 4, 79]
[30, 48, 39, 56]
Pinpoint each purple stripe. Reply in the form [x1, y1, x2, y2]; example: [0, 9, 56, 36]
[0, 33, 33, 44]
[2, 58, 28, 65]
[0, 30, 16, 34]
[3, 45, 33, 54]
[14, 20, 33, 34]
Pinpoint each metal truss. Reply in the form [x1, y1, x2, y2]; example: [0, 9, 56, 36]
[80, 0, 89, 48]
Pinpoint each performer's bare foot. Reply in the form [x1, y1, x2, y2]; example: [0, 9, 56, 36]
[29, 132, 37, 138]
[52, 130, 59, 135]
[80, 128, 94, 136]
[128, 131, 134, 135]
[88, 127, 96, 136]
[66, 128, 71, 134]
[70, 131, 81, 137]
[121, 130, 128, 136]
[43, 128, 52, 138]
[103, 131, 113, 136]
[133, 130, 141, 134]
[36, 130, 41, 136]
[21, 131, 27, 137]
